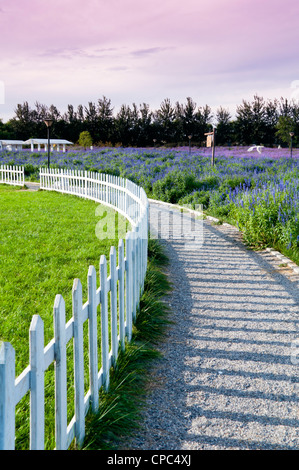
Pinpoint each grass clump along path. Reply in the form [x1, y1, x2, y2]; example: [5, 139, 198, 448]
[0, 184, 128, 449]
[83, 237, 171, 450]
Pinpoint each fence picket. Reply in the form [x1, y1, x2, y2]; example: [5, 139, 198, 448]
[53, 295, 68, 450]
[132, 231, 137, 323]
[87, 265, 99, 413]
[29, 315, 45, 450]
[100, 255, 110, 391]
[118, 240, 125, 351]
[72, 279, 85, 447]
[110, 246, 118, 367]
[0, 342, 15, 450]
[125, 232, 133, 341]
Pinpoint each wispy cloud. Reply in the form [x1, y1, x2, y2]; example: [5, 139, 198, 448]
[107, 66, 130, 72]
[38, 47, 111, 61]
[131, 46, 175, 57]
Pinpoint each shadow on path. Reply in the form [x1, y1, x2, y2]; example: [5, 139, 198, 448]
[125, 202, 299, 450]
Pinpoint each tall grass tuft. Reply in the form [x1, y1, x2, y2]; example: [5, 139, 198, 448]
[82, 238, 171, 450]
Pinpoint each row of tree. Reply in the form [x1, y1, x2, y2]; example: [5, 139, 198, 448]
[0, 94, 298, 147]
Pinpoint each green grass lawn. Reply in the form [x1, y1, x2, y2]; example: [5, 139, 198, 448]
[0, 184, 129, 449]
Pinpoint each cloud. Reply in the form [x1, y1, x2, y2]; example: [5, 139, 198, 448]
[131, 47, 175, 57]
[107, 66, 130, 72]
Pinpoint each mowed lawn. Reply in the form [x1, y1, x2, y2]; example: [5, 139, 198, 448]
[0, 184, 129, 448]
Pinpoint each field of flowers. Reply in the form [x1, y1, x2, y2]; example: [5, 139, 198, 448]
[2, 145, 299, 262]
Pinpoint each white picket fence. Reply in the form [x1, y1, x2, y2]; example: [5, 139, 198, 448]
[0, 165, 24, 186]
[0, 168, 149, 450]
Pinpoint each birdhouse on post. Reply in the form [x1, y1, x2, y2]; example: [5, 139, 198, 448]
[204, 128, 216, 166]
[205, 131, 214, 148]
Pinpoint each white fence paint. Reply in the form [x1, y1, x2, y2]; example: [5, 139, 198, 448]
[0, 165, 24, 186]
[0, 168, 149, 450]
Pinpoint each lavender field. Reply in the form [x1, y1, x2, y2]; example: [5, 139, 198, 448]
[2, 145, 299, 262]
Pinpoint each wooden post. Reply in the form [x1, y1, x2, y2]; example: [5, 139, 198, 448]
[87, 265, 99, 412]
[29, 315, 45, 450]
[125, 232, 133, 341]
[110, 246, 118, 366]
[204, 129, 216, 167]
[53, 294, 68, 450]
[100, 255, 110, 391]
[132, 231, 137, 323]
[0, 342, 15, 450]
[118, 239, 125, 351]
[72, 278, 85, 447]
[212, 127, 216, 167]
[136, 227, 140, 306]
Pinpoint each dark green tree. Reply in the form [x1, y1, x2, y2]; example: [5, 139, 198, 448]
[193, 104, 213, 143]
[137, 103, 153, 146]
[175, 97, 198, 143]
[97, 96, 114, 143]
[115, 104, 134, 146]
[215, 106, 232, 145]
[275, 115, 295, 146]
[9, 101, 35, 140]
[153, 98, 177, 143]
[264, 99, 279, 146]
[84, 101, 99, 141]
[0, 119, 14, 139]
[235, 95, 267, 145]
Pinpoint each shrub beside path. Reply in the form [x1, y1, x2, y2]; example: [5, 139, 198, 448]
[125, 200, 299, 450]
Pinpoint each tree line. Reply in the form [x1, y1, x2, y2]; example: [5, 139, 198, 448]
[0, 94, 298, 148]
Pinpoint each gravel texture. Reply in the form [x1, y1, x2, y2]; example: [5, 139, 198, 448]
[124, 200, 299, 450]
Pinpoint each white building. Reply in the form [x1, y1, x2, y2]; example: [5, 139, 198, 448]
[0, 140, 26, 151]
[24, 138, 73, 153]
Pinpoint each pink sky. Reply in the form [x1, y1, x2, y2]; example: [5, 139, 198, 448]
[0, 0, 298, 122]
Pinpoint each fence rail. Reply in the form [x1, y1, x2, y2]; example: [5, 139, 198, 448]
[0, 165, 24, 186]
[0, 168, 149, 450]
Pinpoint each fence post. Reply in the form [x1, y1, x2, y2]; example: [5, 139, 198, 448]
[100, 255, 110, 391]
[118, 239, 125, 351]
[29, 315, 45, 450]
[0, 342, 15, 450]
[87, 265, 99, 413]
[85, 171, 88, 198]
[53, 294, 68, 450]
[72, 278, 85, 447]
[132, 231, 137, 323]
[135, 227, 140, 306]
[110, 246, 118, 367]
[125, 232, 133, 341]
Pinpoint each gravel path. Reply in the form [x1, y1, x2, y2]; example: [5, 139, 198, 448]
[124, 200, 299, 450]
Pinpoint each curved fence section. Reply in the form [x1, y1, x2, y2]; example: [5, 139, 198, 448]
[39, 168, 148, 228]
[0, 169, 149, 450]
